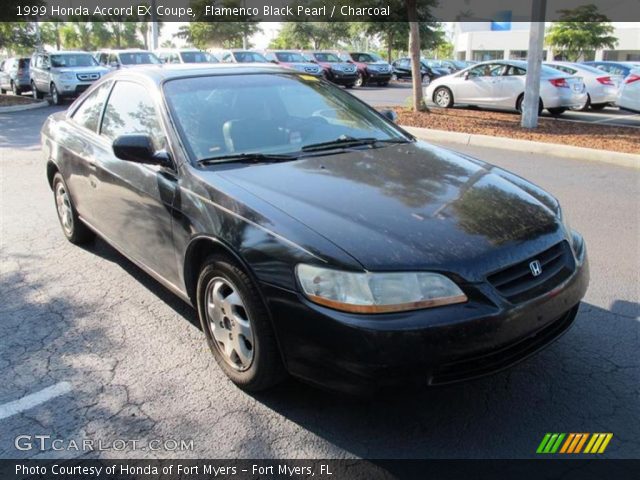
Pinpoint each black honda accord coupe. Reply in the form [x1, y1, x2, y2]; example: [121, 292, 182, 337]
[42, 64, 589, 393]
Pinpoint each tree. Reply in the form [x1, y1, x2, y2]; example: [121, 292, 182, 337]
[180, 0, 261, 49]
[161, 39, 176, 48]
[0, 22, 37, 54]
[545, 5, 617, 61]
[406, 0, 425, 112]
[40, 20, 64, 50]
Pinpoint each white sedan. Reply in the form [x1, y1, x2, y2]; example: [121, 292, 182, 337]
[617, 68, 640, 113]
[426, 60, 587, 116]
[545, 61, 620, 111]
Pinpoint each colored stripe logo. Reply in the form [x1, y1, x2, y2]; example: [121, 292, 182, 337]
[537, 433, 613, 454]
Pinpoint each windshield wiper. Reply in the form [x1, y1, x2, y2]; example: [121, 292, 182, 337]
[197, 152, 297, 166]
[301, 137, 410, 152]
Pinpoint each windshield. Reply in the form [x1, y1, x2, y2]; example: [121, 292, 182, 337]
[314, 53, 341, 63]
[352, 53, 377, 63]
[275, 52, 307, 63]
[51, 54, 98, 68]
[119, 52, 161, 65]
[233, 51, 268, 63]
[180, 51, 217, 63]
[163, 73, 407, 163]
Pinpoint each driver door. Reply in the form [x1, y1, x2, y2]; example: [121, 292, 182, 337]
[456, 63, 505, 105]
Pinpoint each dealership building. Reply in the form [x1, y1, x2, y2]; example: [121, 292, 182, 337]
[452, 22, 640, 62]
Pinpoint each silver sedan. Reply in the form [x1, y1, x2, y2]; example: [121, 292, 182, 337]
[426, 60, 587, 116]
[545, 61, 620, 111]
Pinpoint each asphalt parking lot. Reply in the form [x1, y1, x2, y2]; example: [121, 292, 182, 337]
[0, 104, 638, 460]
[351, 81, 640, 128]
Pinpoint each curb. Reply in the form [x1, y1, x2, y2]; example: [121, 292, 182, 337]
[0, 100, 48, 113]
[401, 125, 640, 170]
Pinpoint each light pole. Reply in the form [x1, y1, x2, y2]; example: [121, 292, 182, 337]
[150, 0, 159, 50]
[521, 0, 547, 129]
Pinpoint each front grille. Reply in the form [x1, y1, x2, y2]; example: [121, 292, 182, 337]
[76, 73, 100, 82]
[304, 66, 319, 74]
[75, 84, 91, 94]
[487, 241, 574, 304]
[430, 305, 578, 385]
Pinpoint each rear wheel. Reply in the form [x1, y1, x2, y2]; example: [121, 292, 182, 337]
[32, 82, 43, 99]
[571, 94, 591, 111]
[516, 94, 543, 116]
[52, 173, 94, 244]
[548, 107, 567, 116]
[11, 81, 20, 96]
[433, 86, 454, 108]
[197, 255, 286, 391]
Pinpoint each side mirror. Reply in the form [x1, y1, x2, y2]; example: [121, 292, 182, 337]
[380, 109, 398, 123]
[113, 135, 171, 167]
[463, 71, 470, 80]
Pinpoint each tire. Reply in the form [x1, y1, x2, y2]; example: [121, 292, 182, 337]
[354, 72, 364, 87]
[391, 73, 398, 81]
[516, 94, 543, 116]
[548, 107, 567, 116]
[197, 255, 286, 392]
[11, 81, 20, 96]
[571, 94, 591, 111]
[52, 173, 94, 244]
[590, 103, 607, 111]
[49, 83, 62, 105]
[32, 82, 44, 99]
[0, 87, 5, 94]
[433, 86, 454, 108]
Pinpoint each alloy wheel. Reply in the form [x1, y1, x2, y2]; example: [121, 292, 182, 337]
[355, 73, 364, 87]
[55, 182, 73, 235]
[435, 88, 450, 107]
[205, 277, 254, 371]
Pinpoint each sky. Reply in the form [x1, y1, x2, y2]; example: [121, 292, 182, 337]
[159, 22, 282, 49]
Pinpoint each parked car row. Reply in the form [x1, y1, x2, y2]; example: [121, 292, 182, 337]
[425, 59, 640, 116]
[1, 49, 638, 113]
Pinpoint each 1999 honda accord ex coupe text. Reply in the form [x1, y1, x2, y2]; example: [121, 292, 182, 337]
[42, 64, 589, 393]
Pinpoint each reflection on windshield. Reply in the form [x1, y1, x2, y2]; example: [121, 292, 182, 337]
[314, 53, 341, 62]
[119, 53, 161, 65]
[163, 74, 407, 163]
[51, 55, 98, 68]
[181, 51, 217, 63]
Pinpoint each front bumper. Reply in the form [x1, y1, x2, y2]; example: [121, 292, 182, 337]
[58, 82, 95, 97]
[366, 70, 392, 81]
[264, 243, 589, 393]
[329, 71, 358, 85]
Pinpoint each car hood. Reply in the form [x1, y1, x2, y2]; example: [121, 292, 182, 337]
[54, 66, 109, 74]
[284, 62, 320, 70]
[218, 142, 562, 279]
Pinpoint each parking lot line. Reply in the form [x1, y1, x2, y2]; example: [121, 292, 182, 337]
[0, 382, 72, 420]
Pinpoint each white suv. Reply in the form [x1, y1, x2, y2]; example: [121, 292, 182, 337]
[30, 51, 108, 105]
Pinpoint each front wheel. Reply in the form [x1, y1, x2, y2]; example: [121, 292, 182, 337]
[354, 72, 364, 88]
[52, 173, 94, 244]
[197, 255, 286, 391]
[433, 86, 453, 108]
[11, 81, 21, 96]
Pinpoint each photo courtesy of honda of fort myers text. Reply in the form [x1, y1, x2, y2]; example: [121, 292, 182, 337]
[1, 0, 639, 479]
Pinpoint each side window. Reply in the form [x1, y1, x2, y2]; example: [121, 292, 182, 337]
[505, 66, 526, 76]
[399, 59, 410, 68]
[222, 53, 232, 63]
[101, 81, 166, 150]
[42, 56, 50, 69]
[99, 53, 108, 65]
[71, 81, 113, 132]
[171, 53, 180, 64]
[108, 54, 119, 65]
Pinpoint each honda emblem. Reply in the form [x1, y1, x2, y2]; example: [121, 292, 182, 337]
[529, 260, 543, 277]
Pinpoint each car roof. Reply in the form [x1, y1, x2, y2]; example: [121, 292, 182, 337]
[105, 63, 292, 84]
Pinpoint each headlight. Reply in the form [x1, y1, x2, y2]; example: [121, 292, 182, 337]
[296, 264, 467, 314]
